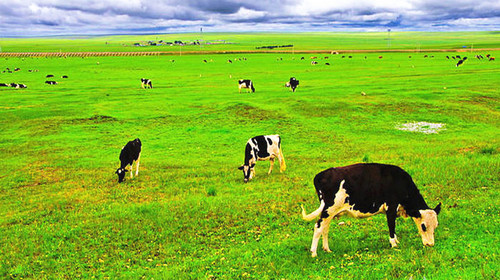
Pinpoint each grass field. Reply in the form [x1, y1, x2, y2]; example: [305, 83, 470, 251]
[1, 31, 500, 53]
[0, 32, 499, 279]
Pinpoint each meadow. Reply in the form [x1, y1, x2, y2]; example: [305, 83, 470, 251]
[0, 32, 499, 279]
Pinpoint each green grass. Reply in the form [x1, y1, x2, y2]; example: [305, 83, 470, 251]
[0, 31, 499, 53]
[0, 35, 499, 279]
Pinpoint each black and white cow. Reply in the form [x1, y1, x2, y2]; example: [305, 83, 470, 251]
[17, 84, 27, 88]
[115, 138, 142, 183]
[238, 135, 286, 182]
[285, 77, 300, 92]
[45, 81, 58, 85]
[0, 83, 9, 87]
[141, 78, 153, 89]
[238, 79, 255, 93]
[301, 163, 441, 257]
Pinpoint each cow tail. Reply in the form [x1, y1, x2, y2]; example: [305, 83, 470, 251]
[279, 145, 286, 172]
[301, 200, 325, 221]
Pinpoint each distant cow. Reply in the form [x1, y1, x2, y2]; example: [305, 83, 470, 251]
[115, 138, 142, 183]
[285, 77, 300, 92]
[238, 135, 286, 183]
[141, 78, 153, 89]
[17, 84, 27, 88]
[46, 74, 54, 78]
[301, 163, 441, 257]
[0, 83, 9, 87]
[489, 57, 495, 61]
[45, 81, 57, 85]
[456, 59, 464, 67]
[311, 61, 318, 65]
[238, 79, 255, 93]
[62, 75, 68, 78]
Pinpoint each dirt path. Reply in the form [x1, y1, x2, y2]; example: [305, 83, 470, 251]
[0, 48, 498, 57]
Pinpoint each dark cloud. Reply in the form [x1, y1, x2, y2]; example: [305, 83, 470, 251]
[0, 0, 498, 36]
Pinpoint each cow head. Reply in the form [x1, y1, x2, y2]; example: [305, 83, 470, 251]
[115, 167, 128, 183]
[238, 163, 255, 183]
[410, 203, 441, 246]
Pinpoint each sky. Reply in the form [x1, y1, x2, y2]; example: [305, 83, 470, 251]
[0, 0, 499, 37]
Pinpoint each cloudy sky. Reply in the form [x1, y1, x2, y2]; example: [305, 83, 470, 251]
[0, 0, 499, 37]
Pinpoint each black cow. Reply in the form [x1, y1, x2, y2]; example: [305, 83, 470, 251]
[301, 163, 441, 257]
[141, 78, 153, 89]
[0, 83, 9, 87]
[238, 79, 255, 93]
[46, 74, 54, 78]
[115, 138, 142, 183]
[238, 135, 286, 183]
[45, 81, 57, 85]
[285, 77, 300, 92]
[62, 75, 68, 78]
[456, 59, 464, 67]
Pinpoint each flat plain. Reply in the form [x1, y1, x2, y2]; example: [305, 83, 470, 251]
[0, 32, 499, 279]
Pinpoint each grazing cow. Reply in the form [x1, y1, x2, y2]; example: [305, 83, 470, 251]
[489, 57, 495, 61]
[62, 75, 68, 78]
[46, 74, 54, 78]
[17, 84, 27, 88]
[0, 83, 9, 87]
[325, 62, 330, 65]
[10, 83, 18, 88]
[238, 79, 255, 93]
[311, 61, 318, 65]
[378, 56, 383, 59]
[456, 59, 464, 67]
[115, 138, 142, 183]
[301, 163, 441, 257]
[45, 81, 57, 85]
[228, 59, 233, 63]
[141, 78, 153, 89]
[285, 77, 300, 92]
[446, 56, 450, 59]
[238, 135, 286, 183]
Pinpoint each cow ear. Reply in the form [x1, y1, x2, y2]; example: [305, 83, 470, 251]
[238, 165, 244, 170]
[407, 209, 421, 218]
[434, 203, 442, 215]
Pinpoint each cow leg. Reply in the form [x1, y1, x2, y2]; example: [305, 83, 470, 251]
[311, 212, 334, 257]
[130, 164, 133, 178]
[268, 158, 274, 174]
[386, 206, 399, 247]
[135, 153, 141, 176]
[321, 217, 334, 252]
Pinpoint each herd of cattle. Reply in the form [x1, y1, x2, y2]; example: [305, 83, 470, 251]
[116, 133, 442, 257]
[12, 51, 495, 257]
[0, 70, 68, 88]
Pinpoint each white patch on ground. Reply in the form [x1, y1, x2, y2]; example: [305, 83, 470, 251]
[396, 122, 446, 134]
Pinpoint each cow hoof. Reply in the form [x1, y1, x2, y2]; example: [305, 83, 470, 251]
[323, 248, 332, 253]
[311, 252, 317, 258]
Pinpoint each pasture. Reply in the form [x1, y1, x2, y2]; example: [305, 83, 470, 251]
[0, 33, 499, 279]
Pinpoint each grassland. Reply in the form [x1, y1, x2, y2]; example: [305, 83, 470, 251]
[1, 31, 500, 53]
[0, 32, 499, 279]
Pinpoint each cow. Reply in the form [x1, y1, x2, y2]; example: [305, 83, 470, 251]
[311, 61, 318, 65]
[238, 135, 286, 183]
[62, 75, 68, 78]
[115, 138, 142, 183]
[46, 74, 54, 78]
[45, 81, 57, 85]
[301, 163, 441, 257]
[238, 79, 255, 93]
[285, 77, 299, 92]
[0, 83, 9, 87]
[489, 57, 495, 61]
[141, 78, 153, 89]
[17, 84, 27, 88]
[456, 59, 464, 67]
